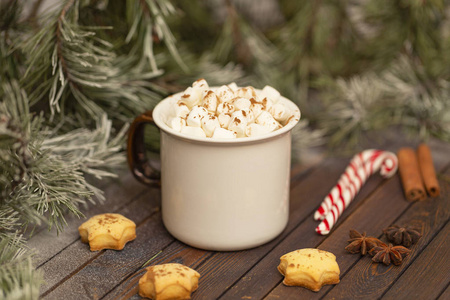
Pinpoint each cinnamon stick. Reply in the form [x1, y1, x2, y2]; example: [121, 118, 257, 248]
[417, 143, 440, 197]
[397, 148, 426, 201]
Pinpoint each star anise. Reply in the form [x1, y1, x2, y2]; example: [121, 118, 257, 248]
[369, 243, 411, 266]
[383, 224, 422, 248]
[345, 229, 383, 255]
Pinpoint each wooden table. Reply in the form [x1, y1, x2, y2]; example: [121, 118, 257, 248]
[29, 138, 450, 300]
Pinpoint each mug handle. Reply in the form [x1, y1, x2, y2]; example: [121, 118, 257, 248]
[127, 110, 161, 187]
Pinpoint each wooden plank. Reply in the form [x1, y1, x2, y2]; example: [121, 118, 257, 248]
[219, 139, 444, 300]
[38, 138, 450, 299]
[39, 187, 161, 296]
[218, 162, 397, 299]
[177, 157, 386, 300]
[40, 155, 309, 299]
[104, 241, 212, 300]
[265, 146, 450, 299]
[320, 166, 450, 299]
[191, 137, 441, 300]
[28, 171, 148, 267]
[242, 177, 406, 300]
[381, 222, 450, 300]
[42, 213, 173, 300]
[438, 284, 450, 300]
[101, 157, 344, 300]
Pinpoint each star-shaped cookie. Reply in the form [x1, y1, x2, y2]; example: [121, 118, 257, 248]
[139, 263, 200, 300]
[277, 248, 340, 292]
[78, 213, 136, 251]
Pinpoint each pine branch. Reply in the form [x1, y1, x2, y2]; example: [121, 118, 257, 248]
[213, 0, 279, 69]
[276, 1, 367, 113]
[25, 0, 44, 25]
[19, 0, 168, 128]
[382, 57, 450, 141]
[357, 0, 447, 77]
[319, 55, 450, 148]
[0, 234, 43, 300]
[42, 114, 128, 180]
[210, 0, 288, 102]
[318, 73, 387, 148]
[0, 0, 26, 82]
[125, 0, 187, 72]
[1, 80, 125, 233]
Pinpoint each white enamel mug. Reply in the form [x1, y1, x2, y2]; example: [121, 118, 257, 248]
[127, 89, 300, 251]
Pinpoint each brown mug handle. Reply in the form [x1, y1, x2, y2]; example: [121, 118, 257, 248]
[127, 110, 161, 187]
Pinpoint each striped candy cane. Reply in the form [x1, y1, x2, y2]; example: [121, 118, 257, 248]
[314, 150, 381, 221]
[315, 150, 398, 235]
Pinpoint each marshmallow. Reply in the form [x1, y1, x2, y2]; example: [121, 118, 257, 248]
[236, 87, 257, 99]
[192, 79, 209, 102]
[181, 87, 202, 108]
[192, 78, 209, 90]
[201, 113, 221, 137]
[186, 105, 208, 127]
[228, 110, 248, 137]
[261, 97, 274, 112]
[261, 85, 280, 103]
[181, 126, 206, 138]
[241, 108, 255, 124]
[212, 127, 237, 139]
[166, 80, 296, 139]
[256, 111, 282, 132]
[202, 91, 219, 113]
[216, 85, 235, 103]
[217, 102, 235, 115]
[250, 101, 265, 118]
[168, 117, 186, 132]
[233, 97, 251, 111]
[270, 103, 290, 123]
[245, 123, 272, 137]
[230, 110, 249, 122]
[218, 113, 231, 128]
[172, 101, 190, 118]
[286, 114, 300, 125]
[227, 82, 238, 91]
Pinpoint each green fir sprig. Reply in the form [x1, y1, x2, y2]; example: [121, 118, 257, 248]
[1, 80, 126, 233]
[0, 234, 43, 300]
[319, 56, 450, 148]
[19, 0, 166, 126]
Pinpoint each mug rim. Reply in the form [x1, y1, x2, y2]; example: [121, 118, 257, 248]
[152, 87, 301, 144]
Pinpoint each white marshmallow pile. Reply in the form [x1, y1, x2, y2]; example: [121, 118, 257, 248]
[166, 79, 299, 139]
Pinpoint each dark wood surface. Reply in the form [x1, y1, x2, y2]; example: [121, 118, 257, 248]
[29, 138, 450, 300]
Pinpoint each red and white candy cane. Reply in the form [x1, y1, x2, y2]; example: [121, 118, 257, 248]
[314, 149, 380, 221]
[315, 150, 398, 235]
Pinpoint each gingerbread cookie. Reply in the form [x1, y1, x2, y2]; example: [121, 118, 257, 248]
[139, 263, 200, 300]
[278, 248, 340, 292]
[78, 213, 136, 251]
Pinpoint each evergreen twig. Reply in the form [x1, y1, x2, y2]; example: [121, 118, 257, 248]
[0, 234, 43, 300]
[320, 56, 450, 148]
[1, 80, 123, 233]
